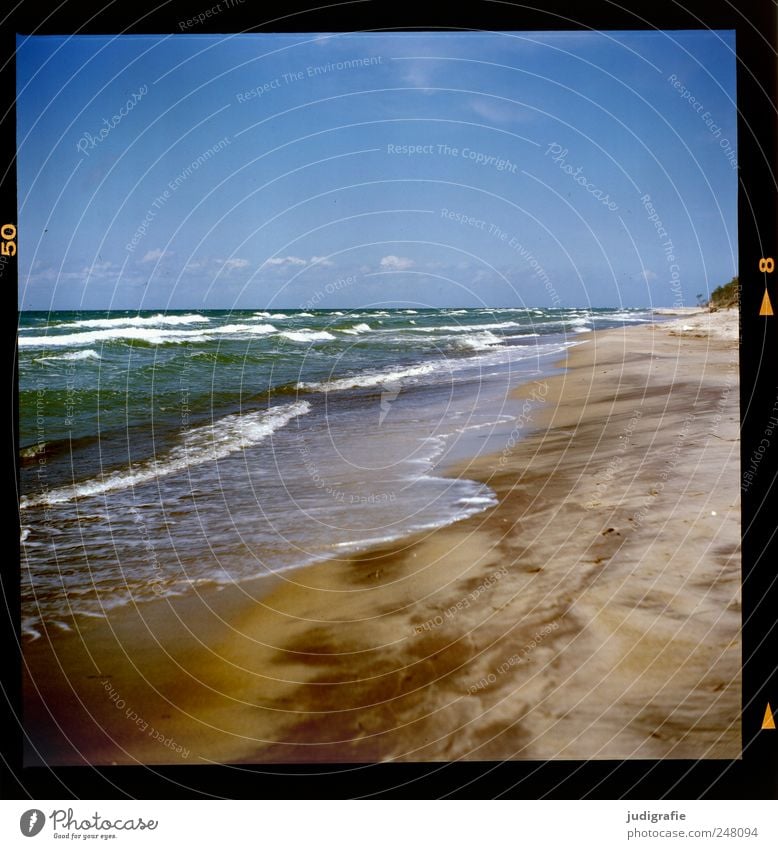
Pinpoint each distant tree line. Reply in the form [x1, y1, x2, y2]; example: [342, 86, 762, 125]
[704, 275, 739, 310]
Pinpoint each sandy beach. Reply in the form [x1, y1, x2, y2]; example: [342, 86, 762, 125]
[23, 309, 741, 765]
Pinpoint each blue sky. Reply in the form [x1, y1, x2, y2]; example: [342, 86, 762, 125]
[17, 30, 737, 310]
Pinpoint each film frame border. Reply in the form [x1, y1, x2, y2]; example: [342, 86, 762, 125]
[1, 0, 775, 800]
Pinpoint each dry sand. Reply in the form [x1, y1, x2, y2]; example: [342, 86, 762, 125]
[23, 310, 741, 765]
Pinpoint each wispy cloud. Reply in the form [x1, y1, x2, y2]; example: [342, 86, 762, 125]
[141, 248, 166, 263]
[83, 260, 116, 278]
[265, 255, 307, 267]
[380, 255, 415, 271]
[394, 57, 441, 92]
[223, 258, 250, 270]
[468, 96, 525, 125]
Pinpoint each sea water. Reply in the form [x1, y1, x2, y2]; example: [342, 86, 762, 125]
[18, 306, 655, 634]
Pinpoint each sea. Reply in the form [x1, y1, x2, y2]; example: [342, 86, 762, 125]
[18, 307, 657, 637]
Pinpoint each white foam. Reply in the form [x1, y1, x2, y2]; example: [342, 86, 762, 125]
[297, 337, 568, 393]
[19, 400, 311, 509]
[19, 327, 213, 347]
[58, 313, 208, 329]
[254, 311, 289, 319]
[280, 330, 336, 342]
[338, 323, 371, 335]
[298, 362, 439, 392]
[453, 331, 504, 351]
[599, 311, 652, 323]
[21, 619, 42, 641]
[565, 315, 593, 333]
[457, 495, 497, 506]
[217, 323, 277, 335]
[412, 321, 523, 333]
[35, 349, 101, 362]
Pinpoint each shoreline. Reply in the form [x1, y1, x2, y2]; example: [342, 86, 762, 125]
[23, 310, 741, 764]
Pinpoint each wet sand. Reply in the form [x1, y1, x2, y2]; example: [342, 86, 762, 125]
[23, 310, 741, 764]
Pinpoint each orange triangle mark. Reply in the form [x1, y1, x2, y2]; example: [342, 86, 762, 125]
[762, 703, 775, 730]
[759, 289, 774, 316]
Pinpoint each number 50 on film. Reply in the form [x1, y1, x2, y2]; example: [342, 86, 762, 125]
[1, 223, 16, 256]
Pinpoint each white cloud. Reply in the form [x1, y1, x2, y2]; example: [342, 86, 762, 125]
[641, 269, 658, 282]
[310, 255, 335, 267]
[31, 266, 58, 281]
[398, 58, 439, 92]
[380, 255, 415, 271]
[468, 97, 521, 125]
[141, 248, 165, 263]
[266, 256, 307, 267]
[30, 262, 112, 282]
[80, 260, 115, 278]
[223, 258, 250, 270]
